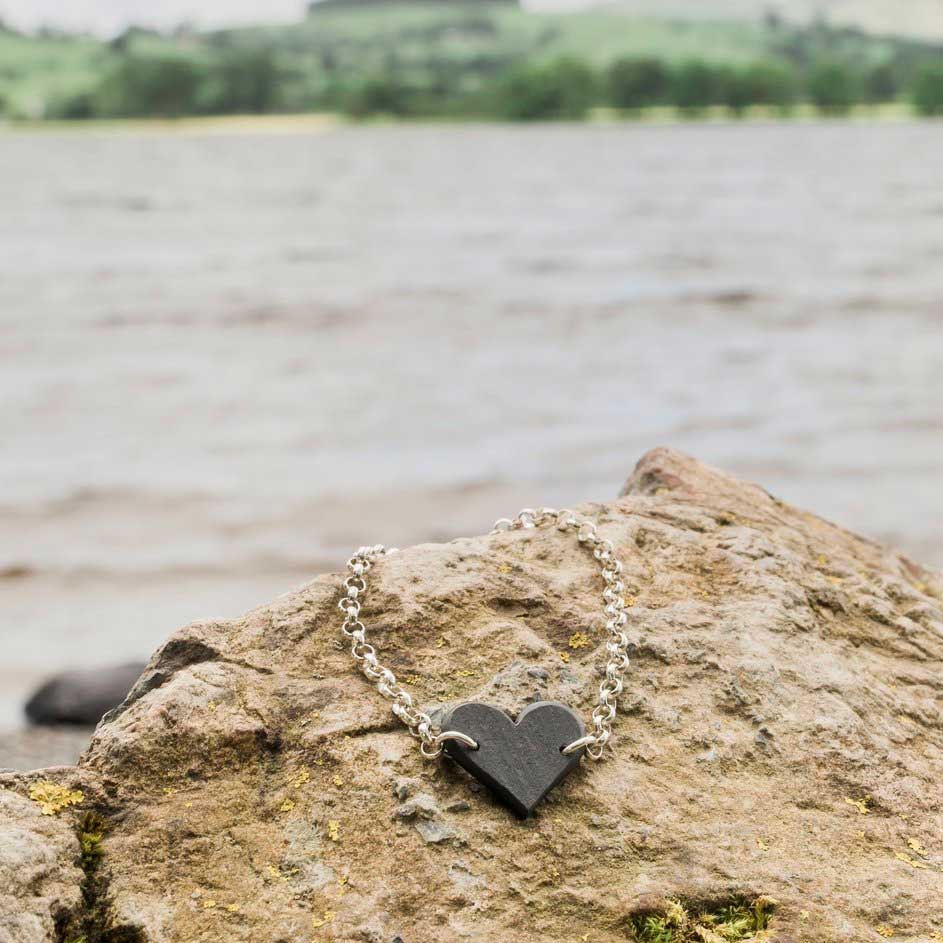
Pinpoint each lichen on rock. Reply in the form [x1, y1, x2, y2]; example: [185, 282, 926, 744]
[28, 780, 85, 816]
[1, 449, 942, 942]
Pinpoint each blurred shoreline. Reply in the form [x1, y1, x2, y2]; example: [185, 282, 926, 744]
[0, 102, 921, 135]
[0, 725, 95, 773]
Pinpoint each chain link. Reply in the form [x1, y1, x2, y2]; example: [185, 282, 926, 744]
[338, 544, 445, 757]
[339, 508, 630, 762]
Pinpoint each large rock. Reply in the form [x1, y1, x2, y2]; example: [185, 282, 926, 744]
[1, 449, 941, 943]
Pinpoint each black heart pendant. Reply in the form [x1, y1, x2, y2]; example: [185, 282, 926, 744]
[441, 701, 586, 818]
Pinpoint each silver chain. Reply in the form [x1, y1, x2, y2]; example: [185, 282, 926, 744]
[338, 507, 630, 761]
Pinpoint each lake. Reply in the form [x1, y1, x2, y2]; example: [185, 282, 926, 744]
[2, 119, 942, 743]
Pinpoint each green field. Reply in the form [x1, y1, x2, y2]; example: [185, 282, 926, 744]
[1, 3, 942, 121]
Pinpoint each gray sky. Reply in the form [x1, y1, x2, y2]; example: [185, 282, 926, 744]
[0, 0, 584, 36]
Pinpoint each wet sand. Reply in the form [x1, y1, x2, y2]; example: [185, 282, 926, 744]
[2, 120, 942, 765]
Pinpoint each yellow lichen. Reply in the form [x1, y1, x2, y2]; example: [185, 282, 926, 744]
[332, 775, 345, 787]
[435, 635, 447, 648]
[497, 564, 513, 574]
[755, 838, 769, 851]
[265, 864, 299, 882]
[843, 796, 870, 815]
[312, 910, 336, 929]
[203, 899, 217, 910]
[875, 926, 894, 938]
[894, 851, 928, 870]
[289, 769, 310, 789]
[327, 820, 340, 842]
[280, 799, 296, 813]
[906, 837, 928, 857]
[226, 903, 240, 914]
[28, 781, 84, 816]
[568, 632, 590, 650]
[559, 651, 571, 664]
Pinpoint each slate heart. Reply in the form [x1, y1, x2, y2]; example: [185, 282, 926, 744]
[442, 701, 586, 818]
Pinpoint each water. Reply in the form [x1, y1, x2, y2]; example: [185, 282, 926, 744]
[2, 120, 942, 738]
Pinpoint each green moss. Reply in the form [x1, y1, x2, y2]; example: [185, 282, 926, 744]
[631, 897, 776, 943]
[60, 812, 146, 943]
[79, 814, 105, 865]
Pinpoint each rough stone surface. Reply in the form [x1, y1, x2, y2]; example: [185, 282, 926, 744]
[0, 786, 84, 943]
[1, 448, 942, 943]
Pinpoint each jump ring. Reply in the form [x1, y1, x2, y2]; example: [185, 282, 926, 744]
[561, 734, 596, 756]
[433, 730, 479, 751]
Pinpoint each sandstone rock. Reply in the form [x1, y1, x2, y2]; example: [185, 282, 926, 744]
[0, 782, 85, 943]
[1, 449, 941, 943]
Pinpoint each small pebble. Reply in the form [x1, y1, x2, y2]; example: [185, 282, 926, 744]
[415, 819, 454, 844]
[755, 727, 774, 747]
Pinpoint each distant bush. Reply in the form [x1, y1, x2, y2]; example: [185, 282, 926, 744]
[671, 60, 722, 114]
[911, 62, 943, 116]
[495, 57, 597, 120]
[606, 58, 796, 116]
[94, 55, 207, 117]
[202, 47, 283, 114]
[807, 59, 860, 114]
[344, 73, 416, 117]
[606, 57, 670, 109]
[47, 90, 98, 119]
[737, 62, 797, 110]
[716, 67, 753, 115]
[864, 62, 899, 103]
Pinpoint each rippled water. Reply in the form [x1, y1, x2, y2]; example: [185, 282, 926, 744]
[2, 120, 942, 738]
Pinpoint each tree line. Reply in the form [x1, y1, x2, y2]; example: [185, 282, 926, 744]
[39, 47, 943, 122]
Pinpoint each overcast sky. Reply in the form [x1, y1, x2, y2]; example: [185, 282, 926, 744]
[0, 0, 585, 36]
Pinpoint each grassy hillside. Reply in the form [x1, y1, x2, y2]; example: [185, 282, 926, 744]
[1, 4, 942, 121]
[0, 31, 105, 117]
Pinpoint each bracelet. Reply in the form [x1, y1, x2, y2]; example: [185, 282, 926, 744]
[337, 507, 631, 817]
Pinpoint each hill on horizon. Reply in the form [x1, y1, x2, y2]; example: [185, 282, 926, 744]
[3, 0, 943, 120]
[567, 0, 943, 42]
